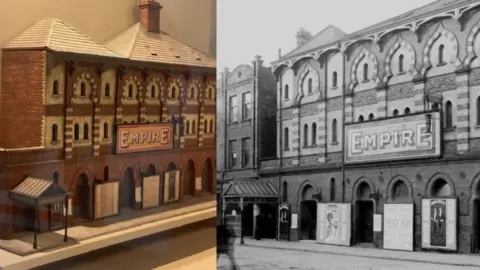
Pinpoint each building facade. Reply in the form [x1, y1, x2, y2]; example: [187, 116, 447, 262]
[260, 0, 480, 253]
[0, 0, 216, 239]
[216, 56, 277, 236]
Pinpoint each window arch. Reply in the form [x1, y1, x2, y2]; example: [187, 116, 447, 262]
[438, 44, 445, 64]
[204, 119, 208, 132]
[53, 171, 59, 185]
[303, 124, 308, 147]
[332, 71, 338, 88]
[103, 123, 109, 139]
[190, 87, 195, 99]
[192, 120, 196, 134]
[445, 100, 453, 128]
[150, 85, 156, 98]
[171, 86, 176, 98]
[52, 124, 58, 142]
[104, 166, 109, 181]
[332, 119, 338, 143]
[208, 88, 212, 99]
[209, 119, 214, 133]
[105, 83, 111, 97]
[74, 123, 80, 140]
[393, 109, 399, 116]
[80, 82, 86, 96]
[53, 80, 59, 95]
[368, 113, 374, 120]
[431, 178, 451, 196]
[128, 84, 134, 98]
[284, 84, 289, 99]
[284, 128, 289, 150]
[282, 181, 288, 202]
[477, 97, 480, 125]
[391, 180, 409, 201]
[185, 120, 190, 134]
[399, 54, 404, 73]
[404, 107, 411, 115]
[330, 178, 335, 201]
[83, 123, 89, 140]
[358, 115, 364, 122]
[307, 78, 312, 94]
[363, 63, 368, 81]
[311, 123, 317, 145]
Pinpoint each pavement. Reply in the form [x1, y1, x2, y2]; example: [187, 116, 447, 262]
[236, 238, 480, 268]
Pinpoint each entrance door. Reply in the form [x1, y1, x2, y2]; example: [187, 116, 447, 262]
[242, 204, 254, 237]
[300, 200, 317, 240]
[357, 201, 374, 243]
[50, 202, 64, 230]
[476, 200, 480, 252]
[120, 168, 135, 210]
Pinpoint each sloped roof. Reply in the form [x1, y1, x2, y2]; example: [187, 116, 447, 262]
[106, 23, 216, 68]
[223, 179, 277, 198]
[3, 18, 122, 58]
[10, 176, 68, 206]
[282, 25, 346, 60]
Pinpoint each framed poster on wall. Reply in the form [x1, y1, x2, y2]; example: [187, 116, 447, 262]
[384, 204, 414, 251]
[421, 198, 457, 251]
[317, 203, 351, 246]
[164, 170, 180, 203]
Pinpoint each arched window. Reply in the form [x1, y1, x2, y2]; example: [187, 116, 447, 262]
[284, 128, 289, 150]
[332, 119, 338, 143]
[53, 80, 59, 95]
[209, 119, 214, 133]
[104, 166, 109, 181]
[282, 181, 288, 202]
[284, 84, 289, 99]
[303, 124, 308, 147]
[439, 44, 445, 64]
[103, 123, 109, 139]
[363, 63, 369, 81]
[332, 71, 338, 88]
[171, 87, 176, 98]
[368, 113, 374, 120]
[392, 180, 409, 200]
[311, 123, 317, 145]
[192, 120, 196, 134]
[445, 100, 453, 128]
[80, 82, 86, 96]
[204, 120, 208, 132]
[358, 115, 364, 122]
[477, 97, 480, 125]
[185, 120, 190, 134]
[404, 107, 411, 115]
[330, 178, 335, 201]
[399, 54, 404, 73]
[431, 178, 451, 196]
[128, 84, 134, 98]
[105, 83, 110, 97]
[190, 87, 195, 99]
[74, 123, 80, 140]
[307, 78, 312, 94]
[393, 109, 399, 116]
[83, 123, 89, 140]
[52, 124, 58, 142]
[150, 85, 156, 98]
[208, 88, 212, 99]
[53, 171, 59, 185]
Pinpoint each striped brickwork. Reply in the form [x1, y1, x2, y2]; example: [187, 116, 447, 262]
[317, 102, 326, 164]
[344, 95, 353, 123]
[64, 107, 74, 159]
[413, 82, 425, 113]
[376, 88, 388, 118]
[456, 72, 470, 153]
[93, 107, 101, 156]
[291, 107, 300, 165]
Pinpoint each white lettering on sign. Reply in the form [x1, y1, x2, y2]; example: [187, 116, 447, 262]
[345, 112, 441, 163]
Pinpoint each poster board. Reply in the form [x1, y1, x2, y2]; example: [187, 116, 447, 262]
[373, 214, 382, 232]
[421, 198, 457, 251]
[291, 214, 298, 229]
[143, 175, 161, 208]
[384, 204, 414, 251]
[94, 181, 119, 219]
[164, 170, 180, 203]
[317, 203, 351, 246]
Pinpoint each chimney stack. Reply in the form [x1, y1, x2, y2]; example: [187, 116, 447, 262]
[139, 0, 162, 33]
[296, 28, 312, 47]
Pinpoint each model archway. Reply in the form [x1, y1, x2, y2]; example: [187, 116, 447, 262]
[299, 183, 317, 240]
[120, 167, 136, 210]
[74, 173, 90, 220]
[184, 159, 195, 196]
[146, 164, 156, 176]
[202, 158, 214, 193]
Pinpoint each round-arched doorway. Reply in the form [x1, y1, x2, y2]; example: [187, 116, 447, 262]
[299, 184, 317, 240]
[120, 167, 135, 210]
[74, 173, 90, 221]
[184, 160, 195, 196]
[355, 181, 374, 244]
[202, 158, 213, 193]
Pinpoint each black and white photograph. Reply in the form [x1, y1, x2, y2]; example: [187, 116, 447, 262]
[217, 0, 480, 269]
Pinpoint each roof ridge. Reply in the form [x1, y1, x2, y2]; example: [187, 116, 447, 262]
[128, 23, 142, 57]
[45, 18, 58, 47]
[155, 28, 214, 58]
[105, 22, 141, 57]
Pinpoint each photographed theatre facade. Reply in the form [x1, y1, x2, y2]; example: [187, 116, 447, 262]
[0, 0, 216, 238]
[260, 0, 480, 253]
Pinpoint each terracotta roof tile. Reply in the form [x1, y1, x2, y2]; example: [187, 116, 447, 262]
[11, 177, 53, 199]
[106, 23, 216, 68]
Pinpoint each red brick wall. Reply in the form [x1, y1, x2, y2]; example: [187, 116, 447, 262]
[0, 50, 45, 148]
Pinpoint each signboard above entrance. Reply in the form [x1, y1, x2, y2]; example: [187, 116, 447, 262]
[344, 111, 441, 164]
[116, 123, 173, 154]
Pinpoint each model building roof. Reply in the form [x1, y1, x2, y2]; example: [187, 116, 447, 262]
[105, 23, 216, 68]
[4, 18, 216, 69]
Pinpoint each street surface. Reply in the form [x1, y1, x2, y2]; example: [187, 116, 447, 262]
[218, 244, 479, 270]
[33, 219, 216, 270]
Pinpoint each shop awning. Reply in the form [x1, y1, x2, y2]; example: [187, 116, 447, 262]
[223, 179, 278, 204]
[10, 177, 69, 207]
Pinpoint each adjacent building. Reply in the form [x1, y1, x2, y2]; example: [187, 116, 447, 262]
[257, 0, 480, 254]
[216, 56, 277, 237]
[0, 0, 216, 239]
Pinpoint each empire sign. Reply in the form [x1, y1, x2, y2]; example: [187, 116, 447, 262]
[344, 112, 441, 164]
[116, 123, 173, 154]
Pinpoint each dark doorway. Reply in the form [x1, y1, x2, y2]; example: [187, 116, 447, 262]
[259, 204, 277, 239]
[242, 204, 254, 237]
[184, 159, 195, 196]
[357, 200, 374, 243]
[74, 173, 90, 220]
[300, 200, 317, 240]
[475, 200, 480, 252]
[24, 207, 35, 232]
[120, 167, 135, 209]
[202, 158, 213, 193]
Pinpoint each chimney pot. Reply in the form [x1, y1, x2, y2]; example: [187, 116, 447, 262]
[139, 0, 162, 33]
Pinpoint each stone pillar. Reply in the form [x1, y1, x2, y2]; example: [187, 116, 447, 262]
[93, 107, 101, 157]
[198, 104, 205, 147]
[65, 107, 74, 160]
[376, 84, 388, 118]
[456, 68, 470, 153]
[276, 79, 282, 160]
[317, 101, 326, 163]
[413, 78, 425, 113]
[140, 106, 146, 123]
[291, 106, 300, 166]
[344, 94, 353, 123]
[115, 107, 123, 125]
